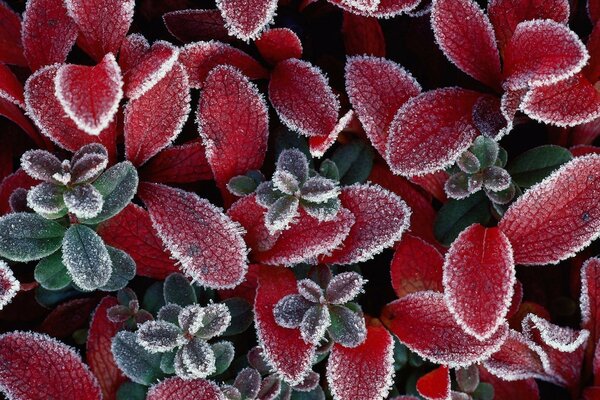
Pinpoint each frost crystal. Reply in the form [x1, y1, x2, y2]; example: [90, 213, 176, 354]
[325, 272, 366, 304]
[178, 304, 205, 335]
[0, 261, 19, 310]
[63, 184, 104, 219]
[137, 320, 184, 353]
[20, 149, 62, 182]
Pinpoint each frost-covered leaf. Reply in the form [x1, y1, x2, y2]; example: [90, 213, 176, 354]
[34, 250, 71, 290]
[383, 291, 509, 367]
[443, 224, 515, 340]
[581, 257, 600, 351]
[0, 332, 102, 400]
[164, 273, 197, 307]
[179, 41, 268, 89]
[62, 224, 112, 291]
[178, 304, 205, 335]
[297, 279, 324, 303]
[506, 145, 573, 188]
[118, 33, 150, 73]
[158, 304, 183, 325]
[179, 337, 216, 378]
[386, 88, 482, 176]
[227, 195, 282, 253]
[274, 294, 313, 328]
[197, 65, 269, 198]
[456, 365, 479, 393]
[0, 63, 25, 107]
[0, 260, 18, 310]
[100, 246, 136, 292]
[327, 325, 394, 400]
[0, 212, 66, 262]
[137, 320, 183, 353]
[112, 331, 164, 385]
[327, 0, 421, 17]
[65, 0, 134, 60]
[479, 367, 540, 400]
[196, 303, 232, 339]
[301, 177, 339, 203]
[146, 377, 224, 400]
[71, 144, 109, 181]
[140, 140, 213, 184]
[64, 184, 104, 219]
[235, 368, 261, 399]
[22, 0, 77, 71]
[20, 149, 62, 182]
[125, 62, 190, 166]
[27, 182, 66, 217]
[345, 56, 421, 157]
[216, 0, 278, 40]
[163, 10, 230, 43]
[503, 20, 589, 90]
[328, 305, 366, 348]
[266, 196, 300, 233]
[278, 148, 310, 183]
[256, 28, 303, 65]
[321, 184, 410, 265]
[483, 166, 511, 191]
[139, 183, 248, 289]
[257, 375, 281, 400]
[416, 365, 450, 400]
[326, 272, 365, 304]
[0, 2, 26, 66]
[300, 305, 330, 345]
[254, 266, 316, 385]
[55, 54, 123, 136]
[498, 155, 600, 265]
[269, 59, 340, 138]
[211, 341, 235, 375]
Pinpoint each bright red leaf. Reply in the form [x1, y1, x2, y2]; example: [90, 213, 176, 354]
[342, 13, 386, 58]
[227, 194, 282, 254]
[147, 377, 224, 400]
[216, 0, 277, 40]
[123, 41, 179, 100]
[416, 365, 450, 400]
[411, 171, 449, 203]
[256, 28, 303, 65]
[163, 9, 230, 43]
[498, 155, 600, 265]
[308, 110, 354, 158]
[0, 2, 26, 66]
[140, 140, 212, 184]
[118, 34, 150, 73]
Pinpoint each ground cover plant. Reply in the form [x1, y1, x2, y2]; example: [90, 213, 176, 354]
[0, 0, 600, 399]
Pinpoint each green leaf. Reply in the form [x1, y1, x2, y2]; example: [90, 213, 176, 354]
[331, 140, 374, 185]
[319, 159, 340, 181]
[222, 297, 253, 336]
[111, 331, 165, 385]
[0, 213, 66, 262]
[163, 273, 197, 306]
[34, 250, 72, 290]
[210, 341, 235, 376]
[434, 192, 492, 246]
[507, 145, 573, 188]
[116, 382, 147, 400]
[473, 382, 494, 400]
[35, 285, 81, 308]
[81, 161, 138, 224]
[159, 350, 176, 374]
[62, 224, 112, 291]
[143, 282, 165, 314]
[470, 136, 498, 169]
[227, 175, 259, 196]
[392, 336, 408, 370]
[291, 386, 326, 400]
[99, 246, 136, 292]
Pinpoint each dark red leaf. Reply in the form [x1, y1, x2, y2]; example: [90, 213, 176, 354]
[0, 169, 38, 215]
[40, 297, 99, 338]
[591, 0, 600, 24]
[0, 97, 45, 149]
[140, 140, 212, 184]
[0, 63, 25, 107]
[123, 41, 179, 100]
[410, 171, 449, 203]
[342, 13, 386, 58]
[327, 0, 421, 18]
[581, 257, 600, 349]
[256, 28, 303, 65]
[163, 9, 231, 43]
[147, 377, 224, 400]
[0, 260, 18, 310]
[216, 0, 278, 40]
[118, 34, 150, 73]
[416, 365, 450, 400]
[0, 2, 26, 66]
[479, 367, 540, 400]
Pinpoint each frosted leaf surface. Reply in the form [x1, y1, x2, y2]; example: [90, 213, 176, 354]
[483, 166, 512, 191]
[277, 149, 310, 183]
[416, 365, 450, 400]
[321, 184, 410, 265]
[178, 305, 205, 335]
[327, 0, 421, 18]
[580, 257, 600, 347]
[0, 260, 18, 310]
[138, 182, 248, 289]
[234, 367, 262, 399]
[328, 305, 367, 348]
[0, 2, 26, 66]
[265, 196, 299, 234]
[99, 246, 136, 292]
[196, 303, 232, 339]
[0, 63, 25, 107]
[386, 88, 482, 176]
[309, 109, 355, 158]
[345, 56, 421, 157]
[146, 377, 224, 400]
[0, 212, 66, 262]
[124, 41, 179, 100]
[137, 320, 183, 353]
[327, 325, 394, 400]
[273, 294, 313, 328]
[124, 62, 190, 166]
[297, 279, 324, 303]
[26, 182, 65, 216]
[383, 291, 509, 367]
[158, 304, 183, 324]
[20, 149, 62, 182]
[269, 59, 340, 138]
[216, 0, 278, 40]
[498, 155, 600, 265]
[119, 34, 150, 73]
[299, 305, 330, 345]
[62, 224, 112, 291]
[227, 194, 282, 253]
[180, 337, 216, 378]
[139, 139, 212, 184]
[273, 170, 301, 195]
[443, 224, 515, 340]
[63, 184, 104, 219]
[522, 314, 589, 353]
[326, 272, 365, 304]
[300, 176, 340, 203]
[71, 153, 109, 184]
[256, 28, 303, 65]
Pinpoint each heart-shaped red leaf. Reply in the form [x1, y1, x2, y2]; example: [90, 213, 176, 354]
[327, 325, 395, 400]
[0, 2, 26, 66]
[124, 62, 190, 166]
[498, 155, 600, 265]
[139, 182, 248, 289]
[216, 0, 277, 40]
[64, 0, 134, 61]
[147, 377, 224, 400]
[163, 9, 230, 43]
[383, 291, 509, 367]
[87, 296, 126, 400]
[140, 140, 212, 184]
[386, 88, 482, 176]
[269, 59, 340, 138]
[431, 0, 502, 89]
[321, 184, 411, 265]
[124, 41, 179, 100]
[342, 13, 386, 58]
[0, 332, 102, 400]
[55, 54, 123, 136]
[254, 266, 315, 385]
[416, 365, 450, 400]
[256, 28, 303, 65]
[22, 0, 77, 71]
[345, 56, 421, 157]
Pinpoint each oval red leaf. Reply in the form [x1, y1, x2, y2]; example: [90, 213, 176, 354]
[256, 28, 303, 65]
[123, 41, 179, 100]
[147, 377, 224, 400]
[416, 365, 450, 400]
[216, 0, 277, 40]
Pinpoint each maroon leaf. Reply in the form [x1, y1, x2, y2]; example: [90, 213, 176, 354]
[479, 367, 540, 400]
[498, 155, 600, 265]
[416, 365, 450, 400]
[147, 377, 224, 400]
[0, 2, 26, 66]
[0, 169, 38, 215]
[163, 9, 230, 43]
[139, 182, 248, 288]
[216, 0, 278, 40]
[342, 13, 386, 58]
[123, 41, 179, 100]
[327, 0, 421, 18]
[0, 260, 18, 310]
[140, 140, 212, 184]
[582, 258, 600, 354]
[118, 34, 150, 73]
[256, 28, 303, 65]
[254, 266, 315, 385]
[124, 62, 190, 166]
[0, 332, 102, 400]
[327, 324, 395, 400]
[40, 297, 99, 338]
[0, 63, 25, 107]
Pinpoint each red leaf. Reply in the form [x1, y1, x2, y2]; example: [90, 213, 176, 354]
[0, 169, 38, 215]
[118, 34, 150, 73]
[327, 325, 395, 400]
[416, 365, 450, 400]
[179, 41, 268, 89]
[123, 41, 179, 100]
[219, 263, 260, 304]
[498, 155, 600, 265]
[0, 97, 46, 148]
[391, 234, 443, 298]
[0, 2, 26, 66]
[124, 62, 190, 166]
[383, 291, 509, 367]
[591, 0, 600, 24]
[443, 224, 515, 340]
[0, 332, 102, 400]
[163, 9, 231, 43]
[196, 65, 269, 197]
[64, 0, 135, 61]
[139, 182, 248, 289]
[0, 260, 18, 310]
[342, 13, 386, 58]
[479, 367, 540, 400]
[386, 88, 482, 176]
[431, 0, 502, 89]
[55, 54, 123, 136]
[40, 297, 99, 338]
[0, 63, 25, 107]
[24, 65, 117, 155]
[216, 0, 277, 40]
[87, 297, 126, 400]
[21, 0, 78, 71]
[345, 56, 421, 157]
[254, 266, 315, 384]
[308, 110, 354, 158]
[140, 140, 212, 184]
[501, 88, 527, 123]
[227, 194, 281, 254]
[502, 20, 589, 90]
[97, 203, 179, 280]
[321, 183, 411, 265]
[487, 0, 570, 54]
[581, 257, 600, 350]
[410, 171, 449, 202]
[521, 73, 600, 127]
[269, 59, 340, 138]
[327, 0, 421, 18]
[256, 28, 303, 65]
[507, 280, 523, 319]
[147, 377, 224, 400]
[571, 145, 600, 157]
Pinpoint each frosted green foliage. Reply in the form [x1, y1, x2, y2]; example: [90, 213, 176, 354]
[175, 338, 216, 379]
[328, 304, 367, 348]
[158, 304, 183, 324]
[227, 171, 265, 197]
[26, 183, 66, 218]
[178, 304, 205, 334]
[34, 250, 71, 290]
[62, 224, 112, 291]
[137, 320, 185, 353]
[300, 305, 331, 345]
[195, 303, 232, 339]
[112, 331, 165, 385]
[63, 184, 104, 219]
[163, 273, 197, 306]
[278, 149, 309, 183]
[325, 272, 366, 304]
[99, 246, 136, 291]
[0, 213, 66, 261]
[211, 341, 235, 375]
